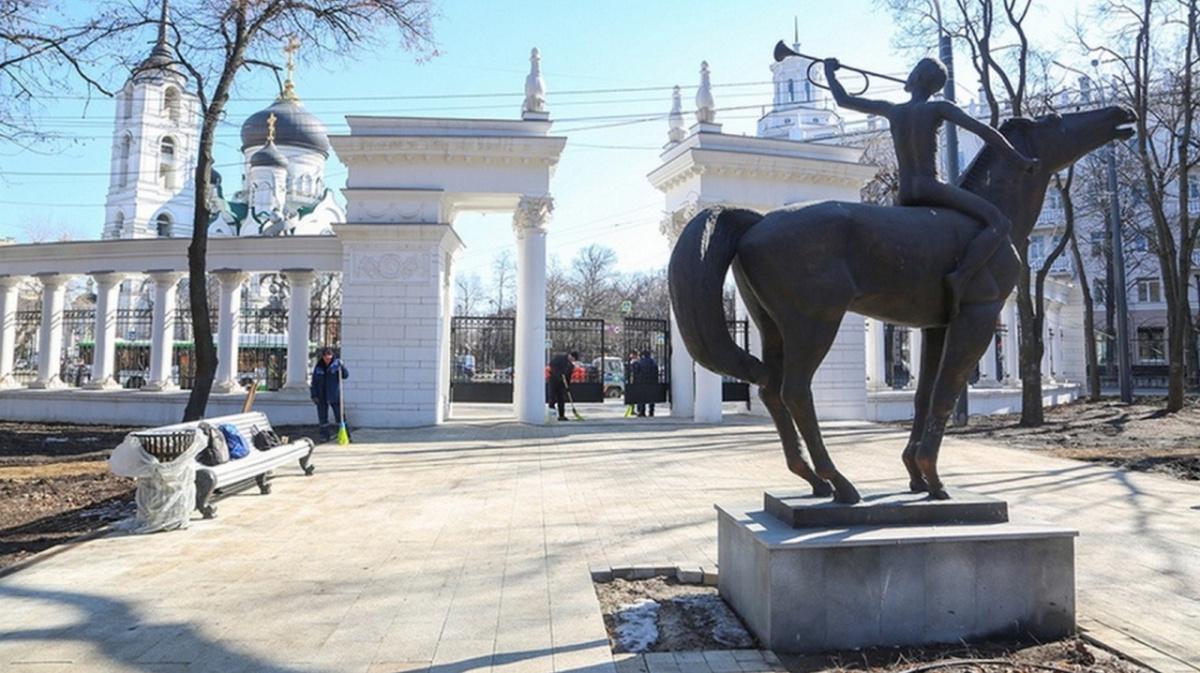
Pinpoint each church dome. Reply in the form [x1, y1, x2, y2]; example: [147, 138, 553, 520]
[249, 141, 288, 168]
[241, 98, 329, 156]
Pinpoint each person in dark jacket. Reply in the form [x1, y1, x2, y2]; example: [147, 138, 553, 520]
[633, 349, 659, 417]
[310, 347, 349, 442]
[547, 351, 578, 421]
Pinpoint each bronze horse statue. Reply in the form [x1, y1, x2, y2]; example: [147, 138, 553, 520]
[669, 106, 1137, 503]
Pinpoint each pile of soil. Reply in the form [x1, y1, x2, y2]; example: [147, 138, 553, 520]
[0, 421, 142, 570]
[595, 576, 755, 652]
[935, 397, 1200, 481]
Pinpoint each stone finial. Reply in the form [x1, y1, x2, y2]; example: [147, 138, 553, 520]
[523, 47, 547, 119]
[696, 61, 716, 124]
[668, 85, 686, 144]
[513, 195, 554, 237]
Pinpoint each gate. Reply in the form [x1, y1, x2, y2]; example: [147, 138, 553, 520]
[546, 318, 605, 403]
[723, 320, 751, 403]
[114, 308, 153, 388]
[450, 316, 515, 403]
[622, 317, 669, 406]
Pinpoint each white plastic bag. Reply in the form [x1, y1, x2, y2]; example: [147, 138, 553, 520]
[109, 430, 204, 533]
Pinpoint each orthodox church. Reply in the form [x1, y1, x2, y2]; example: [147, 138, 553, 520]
[102, 9, 343, 244]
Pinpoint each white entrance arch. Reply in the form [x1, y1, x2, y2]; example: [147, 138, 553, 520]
[330, 116, 565, 427]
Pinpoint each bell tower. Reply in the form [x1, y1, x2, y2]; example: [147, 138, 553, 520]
[102, 0, 199, 240]
[756, 19, 841, 141]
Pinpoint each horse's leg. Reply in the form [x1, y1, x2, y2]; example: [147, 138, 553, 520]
[760, 316, 833, 496]
[902, 327, 946, 493]
[916, 302, 1002, 499]
[778, 314, 859, 504]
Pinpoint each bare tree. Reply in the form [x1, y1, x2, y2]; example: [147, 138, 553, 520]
[111, 0, 436, 420]
[453, 271, 484, 316]
[1081, 0, 1200, 411]
[490, 250, 516, 316]
[568, 244, 618, 318]
[1062, 169, 1103, 400]
[545, 256, 570, 318]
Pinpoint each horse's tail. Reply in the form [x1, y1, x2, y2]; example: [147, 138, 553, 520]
[668, 207, 770, 386]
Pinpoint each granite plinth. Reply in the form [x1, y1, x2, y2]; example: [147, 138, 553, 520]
[716, 500, 1077, 653]
[764, 489, 1008, 529]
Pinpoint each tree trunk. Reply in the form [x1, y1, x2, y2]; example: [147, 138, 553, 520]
[1167, 295, 1187, 411]
[1017, 266, 1044, 426]
[182, 119, 217, 421]
[1068, 229, 1102, 400]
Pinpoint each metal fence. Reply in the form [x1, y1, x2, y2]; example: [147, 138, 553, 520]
[723, 320, 751, 403]
[449, 316, 516, 403]
[61, 309, 95, 387]
[884, 324, 913, 389]
[12, 310, 40, 384]
[546, 317, 605, 402]
[622, 316, 670, 405]
[240, 308, 288, 390]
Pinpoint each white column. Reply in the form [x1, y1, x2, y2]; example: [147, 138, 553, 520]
[908, 328, 923, 389]
[865, 319, 887, 391]
[283, 268, 316, 393]
[977, 324, 1000, 387]
[668, 306, 695, 418]
[1004, 298, 1020, 386]
[693, 364, 723, 423]
[513, 196, 551, 425]
[143, 270, 183, 392]
[0, 275, 23, 389]
[29, 274, 70, 389]
[212, 269, 248, 394]
[85, 271, 127, 390]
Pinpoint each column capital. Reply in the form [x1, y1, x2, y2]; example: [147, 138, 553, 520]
[513, 195, 554, 237]
[212, 268, 250, 288]
[147, 269, 186, 286]
[283, 268, 317, 285]
[0, 275, 27, 291]
[659, 202, 699, 244]
[34, 272, 72, 290]
[89, 271, 129, 289]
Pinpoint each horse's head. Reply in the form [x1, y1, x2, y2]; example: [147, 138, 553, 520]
[1005, 105, 1137, 174]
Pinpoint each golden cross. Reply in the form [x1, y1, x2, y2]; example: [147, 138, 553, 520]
[266, 112, 277, 143]
[284, 34, 300, 80]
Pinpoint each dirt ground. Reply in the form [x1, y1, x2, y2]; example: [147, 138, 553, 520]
[0, 421, 143, 570]
[924, 396, 1200, 481]
[781, 638, 1144, 673]
[595, 576, 755, 652]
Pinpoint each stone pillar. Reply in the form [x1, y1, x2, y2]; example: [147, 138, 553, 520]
[908, 328, 923, 389]
[1050, 310, 1064, 381]
[1004, 298, 1020, 386]
[143, 270, 183, 392]
[513, 195, 552, 425]
[668, 306, 695, 418]
[0, 275, 23, 389]
[85, 272, 127, 390]
[865, 319, 887, 391]
[283, 268, 316, 394]
[212, 269, 248, 394]
[29, 274, 70, 389]
[693, 365, 723, 423]
[977, 325, 1001, 387]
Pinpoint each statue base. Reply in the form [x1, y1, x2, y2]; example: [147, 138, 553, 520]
[716, 493, 1076, 653]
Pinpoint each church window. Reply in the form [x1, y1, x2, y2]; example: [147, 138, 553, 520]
[301, 174, 312, 194]
[113, 212, 125, 237]
[788, 79, 795, 103]
[155, 213, 172, 238]
[159, 136, 176, 189]
[163, 87, 182, 122]
[123, 88, 133, 119]
[119, 134, 132, 187]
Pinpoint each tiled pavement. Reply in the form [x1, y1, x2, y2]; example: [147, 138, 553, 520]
[0, 414, 1197, 672]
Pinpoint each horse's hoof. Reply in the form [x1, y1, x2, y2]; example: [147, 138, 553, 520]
[834, 489, 861, 505]
[909, 479, 928, 493]
[927, 487, 951, 501]
[810, 480, 834, 497]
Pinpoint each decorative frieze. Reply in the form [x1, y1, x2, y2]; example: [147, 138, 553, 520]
[350, 250, 431, 283]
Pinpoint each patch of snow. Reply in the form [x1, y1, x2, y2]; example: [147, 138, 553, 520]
[44, 437, 70, 443]
[615, 599, 660, 653]
[674, 594, 754, 648]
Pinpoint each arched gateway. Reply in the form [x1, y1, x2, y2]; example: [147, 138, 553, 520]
[330, 109, 565, 426]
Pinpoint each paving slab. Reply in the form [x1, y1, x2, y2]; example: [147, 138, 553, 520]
[0, 416, 1196, 672]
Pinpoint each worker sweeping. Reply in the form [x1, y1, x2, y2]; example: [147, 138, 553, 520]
[310, 347, 350, 443]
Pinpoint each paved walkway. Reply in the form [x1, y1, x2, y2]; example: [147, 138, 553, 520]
[0, 415, 1197, 672]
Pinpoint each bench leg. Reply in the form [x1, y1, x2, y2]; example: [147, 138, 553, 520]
[300, 444, 316, 476]
[196, 471, 218, 519]
[255, 472, 272, 495]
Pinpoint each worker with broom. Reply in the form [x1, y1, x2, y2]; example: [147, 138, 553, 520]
[548, 350, 579, 421]
[310, 347, 351, 443]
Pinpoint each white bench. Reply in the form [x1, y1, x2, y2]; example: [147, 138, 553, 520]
[152, 411, 315, 519]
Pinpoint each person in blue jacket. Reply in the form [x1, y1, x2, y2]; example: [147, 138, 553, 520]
[310, 347, 349, 442]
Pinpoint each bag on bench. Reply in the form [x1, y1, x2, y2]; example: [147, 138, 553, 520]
[196, 422, 230, 467]
[219, 423, 250, 460]
[251, 425, 284, 451]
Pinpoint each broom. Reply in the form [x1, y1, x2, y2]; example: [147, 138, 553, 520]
[562, 375, 585, 421]
[336, 363, 350, 445]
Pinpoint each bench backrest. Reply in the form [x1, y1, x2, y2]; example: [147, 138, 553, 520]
[154, 411, 273, 442]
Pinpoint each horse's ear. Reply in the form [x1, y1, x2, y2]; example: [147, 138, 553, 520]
[1000, 116, 1037, 132]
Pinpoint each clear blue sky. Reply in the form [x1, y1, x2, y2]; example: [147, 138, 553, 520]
[0, 0, 1090, 276]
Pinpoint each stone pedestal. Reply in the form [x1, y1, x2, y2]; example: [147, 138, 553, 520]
[716, 492, 1076, 653]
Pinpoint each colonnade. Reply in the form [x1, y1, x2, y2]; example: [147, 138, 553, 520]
[0, 268, 321, 393]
